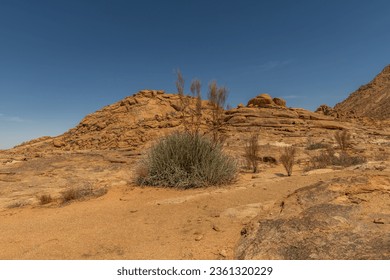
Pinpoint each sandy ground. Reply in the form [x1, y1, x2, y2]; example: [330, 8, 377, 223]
[0, 155, 359, 260]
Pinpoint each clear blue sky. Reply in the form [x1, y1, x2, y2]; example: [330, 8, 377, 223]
[1, 0, 390, 149]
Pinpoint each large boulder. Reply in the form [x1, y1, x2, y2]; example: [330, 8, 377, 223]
[247, 94, 287, 108]
[247, 93, 273, 107]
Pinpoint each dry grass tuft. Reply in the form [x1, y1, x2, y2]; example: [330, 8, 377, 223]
[306, 141, 330, 150]
[7, 201, 26, 209]
[38, 194, 53, 205]
[60, 185, 107, 204]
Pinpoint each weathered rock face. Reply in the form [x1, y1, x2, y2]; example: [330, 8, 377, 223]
[334, 64, 390, 119]
[235, 175, 390, 260]
[15, 90, 347, 153]
[16, 90, 214, 152]
[247, 94, 286, 108]
[224, 106, 346, 137]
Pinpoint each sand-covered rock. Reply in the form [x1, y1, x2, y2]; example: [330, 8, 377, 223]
[235, 175, 390, 259]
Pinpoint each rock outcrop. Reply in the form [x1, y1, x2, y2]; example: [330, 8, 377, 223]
[14, 90, 347, 153]
[315, 104, 336, 116]
[16, 90, 212, 151]
[235, 175, 390, 259]
[334, 64, 390, 119]
[247, 94, 286, 108]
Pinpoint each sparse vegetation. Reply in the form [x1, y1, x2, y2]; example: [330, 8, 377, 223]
[334, 130, 351, 150]
[280, 146, 296, 176]
[60, 185, 107, 204]
[136, 132, 238, 189]
[175, 70, 229, 145]
[38, 194, 53, 205]
[306, 147, 367, 170]
[244, 132, 261, 173]
[306, 141, 329, 150]
[189, 78, 202, 136]
[175, 70, 203, 136]
[7, 201, 26, 209]
[207, 80, 229, 145]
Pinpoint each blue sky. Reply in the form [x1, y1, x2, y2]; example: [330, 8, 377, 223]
[1, 0, 390, 149]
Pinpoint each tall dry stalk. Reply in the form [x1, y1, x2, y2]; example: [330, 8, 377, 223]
[175, 70, 204, 136]
[189, 79, 202, 136]
[208, 80, 228, 145]
[244, 132, 261, 173]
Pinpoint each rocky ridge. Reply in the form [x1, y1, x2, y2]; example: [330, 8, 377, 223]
[333, 64, 390, 119]
[14, 91, 349, 154]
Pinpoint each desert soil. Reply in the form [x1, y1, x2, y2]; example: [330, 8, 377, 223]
[0, 150, 372, 260]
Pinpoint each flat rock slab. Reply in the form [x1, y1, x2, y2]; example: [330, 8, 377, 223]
[235, 175, 390, 259]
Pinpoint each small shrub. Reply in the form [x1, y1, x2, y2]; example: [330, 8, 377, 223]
[333, 152, 367, 167]
[60, 187, 86, 203]
[306, 142, 329, 150]
[334, 130, 351, 150]
[280, 146, 296, 176]
[7, 201, 25, 209]
[306, 147, 367, 170]
[38, 194, 53, 205]
[60, 185, 107, 204]
[307, 147, 335, 170]
[244, 132, 261, 173]
[136, 132, 238, 189]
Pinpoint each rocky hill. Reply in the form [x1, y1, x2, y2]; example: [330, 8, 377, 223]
[14, 90, 348, 154]
[1, 88, 390, 260]
[333, 64, 390, 119]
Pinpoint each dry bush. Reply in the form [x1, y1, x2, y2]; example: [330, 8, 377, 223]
[60, 185, 107, 204]
[307, 147, 335, 170]
[244, 132, 261, 173]
[306, 147, 367, 170]
[7, 201, 25, 209]
[136, 132, 238, 189]
[60, 187, 88, 203]
[334, 152, 367, 167]
[306, 140, 329, 150]
[280, 146, 296, 176]
[38, 194, 53, 205]
[334, 130, 351, 150]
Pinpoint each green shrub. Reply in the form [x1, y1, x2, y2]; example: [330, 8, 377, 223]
[136, 132, 238, 189]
